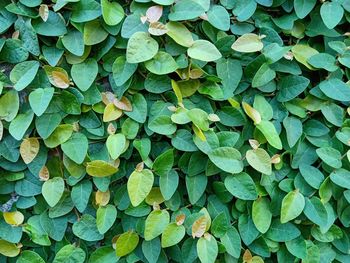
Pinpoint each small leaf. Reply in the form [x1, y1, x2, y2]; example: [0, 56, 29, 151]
[161, 223, 185, 248]
[144, 210, 170, 241]
[208, 147, 243, 174]
[166, 21, 194, 47]
[197, 233, 218, 263]
[320, 2, 344, 29]
[101, 0, 124, 26]
[126, 32, 159, 63]
[96, 204, 117, 234]
[0, 240, 20, 257]
[106, 133, 126, 160]
[20, 137, 40, 164]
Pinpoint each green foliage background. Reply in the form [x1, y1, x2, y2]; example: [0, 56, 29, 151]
[0, 0, 350, 262]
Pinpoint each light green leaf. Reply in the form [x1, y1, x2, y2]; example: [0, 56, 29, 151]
[252, 197, 272, 233]
[197, 233, 218, 263]
[101, 0, 124, 26]
[231, 33, 263, 53]
[71, 58, 98, 91]
[168, 0, 206, 21]
[281, 190, 305, 223]
[96, 204, 117, 234]
[9, 110, 34, 140]
[72, 214, 104, 241]
[29, 88, 54, 116]
[161, 223, 185, 248]
[127, 169, 154, 206]
[10, 60, 39, 91]
[53, 245, 86, 263]
[224, 172, 258, 200]
[42, 177, 65, 207]
[252, 63, 276, 87]
[166, 21, 194, 47]
[86, 160, 118, 177]
[126, 32, 159, 63]
[61, 30, 84, 56]
[44, 124, 73, 148]
[83, 20, 108, 46]
[246, 148, 272, 175]
[256, 120, 282, 150]
[144, 210, 170, 241]
[106, 133, 126, 160]
[61, 132, 88, 164]
[208, 147, 243, 174]
[187, 40, 222, 62]
[145, 51, 178, 75]
[115, 231, 139, 257]
[0, 90, 19, 122]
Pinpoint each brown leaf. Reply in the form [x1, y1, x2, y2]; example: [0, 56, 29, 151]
[243, 249, 253, 263]
[102, 92, 115, 105]
[20, 138, 40, 164]
[148, 22, 168, 36]
[43, 66, 70, 89]
[146, 6, 163, 23]
[39, 166, 50, 181]
[107, 123, 116, 135]
[113, 96, 132, 112]
[176, 214, 186, 225]
[191, 215, 207, 238]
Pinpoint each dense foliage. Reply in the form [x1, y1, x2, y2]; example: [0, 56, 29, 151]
[1, 0, 350, 262]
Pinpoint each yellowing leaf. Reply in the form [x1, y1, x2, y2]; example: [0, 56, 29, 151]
[149, 22, 168, 36]
[3, 211, 24, 226]
[145, 187, 165, 205]
[192, 215, 207, 238]
[95, 190, 110, 206]
[192, 124, 206, 141]
[166, 21, 194, 47]
[39, 165, 50, 181]
[20, 137, 40, 164]
[291, 44, 319, 70]
[113, 96, 132, 112]
[86, 160, 118, 177]
[116, 231, 139, 257]
[43, 66, 70, 89]
[0, 240, 20, 257]
[171, 80, 183, 105]
[232, 33, 264, 53]
[103, 103, 123, 122]
[242, 102, 261, 124]
[39, 4, 49, 22]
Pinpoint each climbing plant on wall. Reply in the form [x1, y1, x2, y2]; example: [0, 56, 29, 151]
[1, 0, 350, 262]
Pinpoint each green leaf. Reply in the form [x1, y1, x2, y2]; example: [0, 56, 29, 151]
[153, 149, 174, 176]
[9, 60, 39, 91]
[197, 234, 218, 263]
[32, 11, 67, 36]
[316, 147, 342, 169]
[283, 116, 303, 148]
[42, 177, 65, 207]
[112, 56, 137, 86]
[61, 30, 84, 56]
[294, 0, 317, 19]
[72, 214, 103, 241]
[9, 110, 34, 140]
[299, 164, 324, 189]
[252, 197, 272, 233]
[252, 63, 276, 87]
[224, 172, 258, 200]
[208, 147, 243, 174]
[126, 32, 159, 63]
[0, 90, 19, 122]
[96, 204, 117, 234]
[101, 0, 124, 26]
[207, 5, 230, 31]
[53, 245, 86, 263]
[277, 75, 310, 102]
[71, 0, 101, 23]
[159, 169, 179, 200]
[29, 88, 54, 116]
[291, 44, 319, 70]
[142, 239, 161, 263]
[319, 78, 350, 101]
[161, 223, 185, 248]
[168, 0, 205, 21]
[115, 231, 139, 257]
[144, 209, 170, 241]
[265, 220, 301, 242]
[44, 124, 73, 148]
[187, 40, 222, 62]
[220, 227, 241, 258]
[71, 58, 98, 91]
[106, 133, 126, 160]
[71, 180, 92, 213]
[86, 160, 118, 177]
[17, 250, 45, 263]
[246, 148, 272, 175]
[320, 2, 344, 29]
[145, 51, 178, 75]
[61, 133, 88, 164]
[127, 169, 154, 206]
[186, 173, 208, 204]
[256, 120, 282, 150]
[166, 21, 194, 47]
[231, 33, 263, 53]
[303, 197, 328, 227]
[307, 53, 338, 72]
[281, 190, 305, 223]
[83, 20, 108, 46]
[330, 168, 350, 189]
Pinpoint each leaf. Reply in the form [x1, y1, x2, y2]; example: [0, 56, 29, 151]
[153, 149, 174, 176]
[61, 30, 84, 56]
[43, 65, 70, 89]
[9, 60, 39, 91]
[142, 238, 161, 263]
[0, 90, 19, 122]
[207, 5, 230, 31]
[256, 120, 282, 150]
[44, 124, 73, 148]
[319, 78, 350, 101]
[159, 169, 179, 200]
[224, 172, 258, 200]
[252, 63, 276, 87]
[71, 180, 92, 213]
[72, 214, 103, 241]
[71, 58, 98, 91]
[144, 209, 170, 241]
[127, 169, 154, 206]
[146, 6, 163, 23]
[277, 75, 310, 102]
[252, 197, 272, 233]
[330, 168, 350, 189]
[166, 21, 194, 47]
[61, 133, 88, 164]
[208, 147, 243, 174]
[291, 44, 319, 70]
[17, 250, 45, 263]
[294, 0, 317, 19]
[187, 40, 222, 62]
[145, 51, 178, 74]
[168, 0, 206, 21]
[96, 204, 117, 234]
[242, 102, 261, 124]
[283, 116, 303, 148]
[106, 133, 126, 160]
[161, 223, 185, 248]
[148, 21, 168, 36]
[115, 231, 139, 257]
[126, 32, 159, 63]
[52, 245, 86, 263]
[246, 148, 272, 175]
[280, 190, 305, 223]
[316, 147, 342, 169]
[20, 137, 40, 164]
[320, 2, 344, 29]
[32, 11, 67, 36]
[42, 177, 65, 207]
[112, 56, 138, 86]
[101, 0, 124, 26]
[0, 240, 20, 257]
[29, 88, 54, 116]
[197, 233, 218, 263]
[9, 110, 34, 140]
[83, 20, 108, 46]
[3, 211, 24, 226]
[265, 220, 301, 242]
[231, 33, 263, 53]
[86, 160, 118, 177]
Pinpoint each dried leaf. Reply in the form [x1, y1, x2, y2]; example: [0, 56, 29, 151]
[19, 138, 40, 164]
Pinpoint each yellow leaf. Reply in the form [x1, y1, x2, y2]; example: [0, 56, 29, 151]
[171, 80, 183, 105]
[192, 124, 206, 141]
[3, 211, 24, 226]
[39, 165, 50, 181]
[192, 215, 207, 238]
[95, 190, 110, 206]
[0, 240, 20, 257]
[103, 103, 123, 122]
[291, 44, 319, 70]
[145, 187, 165, 205]
[20, 137, 40, 164]
[242, 102, 261, 124]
